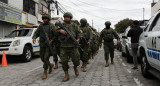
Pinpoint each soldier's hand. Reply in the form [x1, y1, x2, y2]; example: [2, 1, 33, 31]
[99, 43, 102, 48]
[33, 39, 36, 44]
[117, 40, 120, 44]
[77, 40, 79, 43]
[88, 42, 90, 45]
[60, 29, 67, 35]
[49, 41, 53, 45]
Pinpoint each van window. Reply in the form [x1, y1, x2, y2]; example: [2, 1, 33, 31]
[151, 15, 160, 31]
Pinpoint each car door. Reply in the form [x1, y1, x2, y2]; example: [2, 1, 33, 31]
[146, 13, 160, 70]
[32, 29, 40, 52]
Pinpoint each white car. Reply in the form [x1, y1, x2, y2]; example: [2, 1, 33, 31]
[138, 11, 160, 79]
[0, 28, 40, 62]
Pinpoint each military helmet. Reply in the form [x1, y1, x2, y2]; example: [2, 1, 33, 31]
[80, 18, 87, 24]
[63, 12, 73, 19]
[105, 21, 111, 25]
[42, 13, 51, 21]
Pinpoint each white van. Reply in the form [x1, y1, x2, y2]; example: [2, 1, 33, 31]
[138, 11, 160, 79]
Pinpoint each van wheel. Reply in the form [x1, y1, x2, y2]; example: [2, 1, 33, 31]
[141, 51, 151, 78]
[126, 48, 133, 63]
[21, 46, 32, 62]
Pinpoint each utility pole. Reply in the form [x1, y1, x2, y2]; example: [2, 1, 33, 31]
[92, 20, 93, 28]
[143, 8, 145, 21]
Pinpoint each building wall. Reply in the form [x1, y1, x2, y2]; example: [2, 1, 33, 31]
[8, 0, 23, 11]
[0, 21, 16, 38]
[151, 1, 160, 16]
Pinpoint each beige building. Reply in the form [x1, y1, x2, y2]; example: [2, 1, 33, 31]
[151, 0, 160, 16]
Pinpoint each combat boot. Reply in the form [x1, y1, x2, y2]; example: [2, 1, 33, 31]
[62, 71, 69, 82]
[83, 63, 87, 72]
[42, 70, 47, 80]
[48, 63, 54, 74]
[111, 58, 114, 64]
[74, 67, 79, 77]
[87, 61, 90, 64]
[81, 63, 84, 68]
[54, 62, 58, 69]
[105, 60, 109, 67]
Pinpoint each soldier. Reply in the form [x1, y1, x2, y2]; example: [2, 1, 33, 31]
[52, 22, 61, 69]
[99, 21, 120, 67]
[91, 29, 99, 59]
[57, 12, 82, 82]
[79, 18, 92, 72]
[32, 13, 57, 80]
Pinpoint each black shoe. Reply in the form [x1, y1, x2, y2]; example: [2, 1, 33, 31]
[132, 67, 138, 70]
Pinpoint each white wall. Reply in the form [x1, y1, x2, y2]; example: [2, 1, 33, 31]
[151, 1, 160, 16]
[8, 0, 23, 11]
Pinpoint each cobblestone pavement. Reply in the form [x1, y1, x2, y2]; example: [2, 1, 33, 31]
[0, 49, 160, 86]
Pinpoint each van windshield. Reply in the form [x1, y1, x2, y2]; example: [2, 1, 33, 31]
[6, 29, 33, 38]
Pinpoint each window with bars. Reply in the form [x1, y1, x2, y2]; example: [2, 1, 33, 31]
[23, 0, 35, 16]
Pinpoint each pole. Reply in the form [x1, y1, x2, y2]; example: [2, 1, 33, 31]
[143, 8, 145, 21]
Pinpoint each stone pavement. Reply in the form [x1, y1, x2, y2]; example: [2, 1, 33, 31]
[0, 49, 160, 86]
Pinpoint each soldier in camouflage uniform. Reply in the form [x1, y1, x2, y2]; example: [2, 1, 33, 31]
[52, 22, 61, 69]
[91, 29, 99, 59]
[99, 21, 120, 67]
[32, 13, 57, 80]
[57, 12, 82, 82]
[79, 18, 92, 72]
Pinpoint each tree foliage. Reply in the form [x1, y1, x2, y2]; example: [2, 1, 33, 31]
[114, 18, 133, 33]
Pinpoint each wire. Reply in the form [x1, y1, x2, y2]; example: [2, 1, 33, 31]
[76, 0, 142, 11]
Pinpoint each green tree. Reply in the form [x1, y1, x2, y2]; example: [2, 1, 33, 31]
[114, 18, 133, 33]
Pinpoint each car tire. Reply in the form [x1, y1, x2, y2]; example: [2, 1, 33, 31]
[122, 52, 126, 57]
[126, 48, 133, 63]
[21, 46, 32, 62]
[141, 51, 151, 78]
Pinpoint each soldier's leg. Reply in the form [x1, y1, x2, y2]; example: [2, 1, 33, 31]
[81, 45, 89, 72]
[109, 42, 115, 64]
[60, 48, 70, 82]
[53, 46, 58, 69]
[43, 47, 53, 74]
[69, 47, 80, 76]
[103, 44, 109, 67]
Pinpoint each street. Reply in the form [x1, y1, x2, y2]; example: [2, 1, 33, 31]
[0, 49, 160, 86]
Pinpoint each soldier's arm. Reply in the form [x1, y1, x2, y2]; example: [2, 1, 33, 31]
[88, 28, 94, 43]
[113, 30, 120, 40]
[99, 30, 103, 43]
[50, 24, 57, 42]
[32, 26, 40, 39]
[76, 25, 82, 41]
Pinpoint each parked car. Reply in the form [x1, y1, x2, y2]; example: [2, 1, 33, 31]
[121, 26, 145, 63]
[138, 11, 160, 79]
[0, 28, 39, 62]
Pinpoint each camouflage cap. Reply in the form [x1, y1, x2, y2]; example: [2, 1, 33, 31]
[42, 13, 51, 20]
[80, 18, 87, 24]
[105, 21, 111, 25]
[63, 12, 73, 19]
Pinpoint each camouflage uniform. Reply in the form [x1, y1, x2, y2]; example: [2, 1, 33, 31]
[57, 13, 82, 72]
[79, 18, 92, 71]
[99, 21, 119, 66]
[33, 13, 56, 79]
[52, 22, 61, 69]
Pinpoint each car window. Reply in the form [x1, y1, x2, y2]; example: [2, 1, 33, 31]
[6, 29, 33, 37]
[149, 14, 160, 31]
[151, 15, 160, 31]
